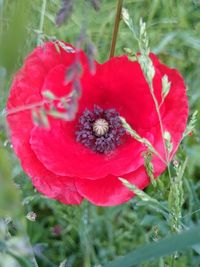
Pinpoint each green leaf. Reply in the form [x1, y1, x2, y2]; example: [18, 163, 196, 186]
[104, 224, 200, 267]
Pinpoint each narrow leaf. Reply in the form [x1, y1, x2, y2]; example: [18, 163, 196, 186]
[104, 224, 200, 267]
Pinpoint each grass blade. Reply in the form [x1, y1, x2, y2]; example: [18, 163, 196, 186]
[104, 224, 200, 267]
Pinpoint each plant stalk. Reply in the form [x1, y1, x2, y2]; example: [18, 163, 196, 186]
[37, 0, 47, 45]
[109, 0, 124, 59]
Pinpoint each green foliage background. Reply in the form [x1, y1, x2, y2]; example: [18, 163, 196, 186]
[0, 0, 200, 267]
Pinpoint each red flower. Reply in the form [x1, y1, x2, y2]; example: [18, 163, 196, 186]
[6, 42, 188, 206]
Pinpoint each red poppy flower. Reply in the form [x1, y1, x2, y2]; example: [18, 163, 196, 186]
[6, 41, 188, 206]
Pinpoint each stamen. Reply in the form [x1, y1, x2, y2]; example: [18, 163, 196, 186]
[76, 105, 125, 154]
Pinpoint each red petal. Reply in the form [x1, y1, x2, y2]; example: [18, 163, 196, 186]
[22, 145, 83, 205]
[29, 56, 147, 179]
[77, 56, 162, 131]
[41, 64, 72, 97]
[75, 166, 151, 206]
[30, 118, 145, 179]
[41, 46, 89, 98]
[140, 54, 188, 164]
[7, 108, 83, 204]
[74, 54, 188, 206]
[154, 54, 188, 156]
[6, 42, 84, 204]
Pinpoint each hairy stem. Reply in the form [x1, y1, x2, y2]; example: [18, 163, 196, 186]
[109, 0, 124, 59]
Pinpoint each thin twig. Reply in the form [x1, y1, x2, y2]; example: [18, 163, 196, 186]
[109, 0, 123, 59]
[3, 101, 45, 117]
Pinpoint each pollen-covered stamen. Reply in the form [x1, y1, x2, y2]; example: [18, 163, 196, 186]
[93, 118, 109, 136]
[76, 105, 125, 154]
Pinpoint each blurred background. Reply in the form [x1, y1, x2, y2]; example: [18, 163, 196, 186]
[0, 0, 200, 266]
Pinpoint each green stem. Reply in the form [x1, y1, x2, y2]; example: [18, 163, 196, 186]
[109, 0, 124, 59]
[170, 254, 175, 267]
[149, 81, 172, 181]
[82, 203, 91, 267]
[37, 0, 47, 45]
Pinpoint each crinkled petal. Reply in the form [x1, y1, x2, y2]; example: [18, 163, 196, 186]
[140, 54, 188, 165]
[30, 118, 145, 179]
[153, 54, 189, 157]
[77, 56, 162, 131]
[74, 167, 150, 206]
[6, 42, 84, 204]
[75, 151, 167, 206]
[22, 144, 83, 205]
[41, 64, 72, 97]
[28, 56, 147, 179]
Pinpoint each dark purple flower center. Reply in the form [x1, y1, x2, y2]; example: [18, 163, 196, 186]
[76, 105, 125, 154]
